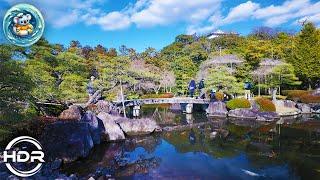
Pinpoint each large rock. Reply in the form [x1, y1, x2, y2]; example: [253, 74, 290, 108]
[297, 103, 312, 113]
[41, 122, 94, 162]
[312, 88, 320, 96]
[275, 100, 296, 108]
[206, 101, 228, 117]
[256, 112, 279, 121]
[117, 118, 161, 136]
[96, 100, 111, 113]
[228, 108, 256, 118]
[311, 104, 320, 114]
[170, 103, 182, 112]
[81, 111, 104, 144]
[275, 100, 300, 116]
[97, 112, 125, 141]
[58, 105, 83, 121]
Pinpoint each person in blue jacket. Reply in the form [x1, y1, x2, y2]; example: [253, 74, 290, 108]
[188, 79, 196, 98]
[209, 89, 217, 102]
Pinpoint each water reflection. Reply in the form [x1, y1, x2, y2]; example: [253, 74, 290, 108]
[62, 105, 320, 179]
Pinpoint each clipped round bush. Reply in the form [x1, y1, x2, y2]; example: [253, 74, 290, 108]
[215, 91, 224, 101]
[255, 97, 276, 112]
[226, 98, 251, 110]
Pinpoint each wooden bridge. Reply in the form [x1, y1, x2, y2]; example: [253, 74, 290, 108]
[113, 97, 211, 106]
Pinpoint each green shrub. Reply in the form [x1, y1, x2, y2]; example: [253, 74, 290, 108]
[226, 98, 251, 110]
[255, 97, 276, 112]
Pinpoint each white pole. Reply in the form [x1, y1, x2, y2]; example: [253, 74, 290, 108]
[120, 79, 126, 118]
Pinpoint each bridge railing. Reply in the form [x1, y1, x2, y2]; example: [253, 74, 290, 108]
[114, 97, 210, 106]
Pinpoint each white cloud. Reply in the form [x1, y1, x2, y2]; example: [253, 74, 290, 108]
[131, 0, 222, 27]
[192, 0, 320, 32]
[95, 12, 131, 30]
[2, 0, 103, 28]
[297, 13, 320, 25]
[252, 0, 317, 27]
[255, 0, 309, 19]
[223, 1, 260, 24]
[2, 0, 320, 33]
[186, 12, 223, 34]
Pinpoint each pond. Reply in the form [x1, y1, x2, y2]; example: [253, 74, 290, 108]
[62, 105, 320, 179]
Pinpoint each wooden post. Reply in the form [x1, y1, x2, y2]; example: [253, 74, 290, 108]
[258, 76, 261, 96]
[278, 73, 281, 95]
[120, 79, 126, 118]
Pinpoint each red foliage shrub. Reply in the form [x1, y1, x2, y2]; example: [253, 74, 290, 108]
[300, 94, 320, 103]
[141, 93, 174, 98]
[255, 97, 276, 112]
[159, 93, 174, 98]
[283, 90, 320, 103]
[282, 90, 310, 101]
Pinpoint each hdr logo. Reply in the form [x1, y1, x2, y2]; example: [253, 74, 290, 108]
[3, 136, 45, 177]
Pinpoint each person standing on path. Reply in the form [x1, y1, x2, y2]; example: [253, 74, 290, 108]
[198, 79, 205, 99]
[87, 76, 96, 99]
[188, 79, 196, 98]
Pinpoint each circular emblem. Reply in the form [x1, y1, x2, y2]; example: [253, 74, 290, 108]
[3, 136, 45, 177]
[2, 4, 45, 47]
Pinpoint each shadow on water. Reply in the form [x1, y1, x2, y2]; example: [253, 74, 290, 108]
[62, 105, 320, 179]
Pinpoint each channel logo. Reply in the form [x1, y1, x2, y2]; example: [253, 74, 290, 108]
[3, 136, 45, 177]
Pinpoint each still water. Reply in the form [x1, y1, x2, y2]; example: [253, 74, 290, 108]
[63, 105, 320, 179]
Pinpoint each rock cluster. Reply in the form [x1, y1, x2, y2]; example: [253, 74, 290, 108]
[206, 101, 228, 117]
[58, 105, 83, 121]
[41, 101, 161, 164]
[206, 101, 279, 121]
[228, 108, 279, 121]
[97, 112, 125, 141]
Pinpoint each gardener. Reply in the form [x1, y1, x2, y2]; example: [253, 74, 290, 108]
[188, 79, 196, 98]
[244, 80, 253, 100]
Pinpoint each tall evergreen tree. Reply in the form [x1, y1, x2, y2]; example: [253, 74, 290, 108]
[288, 23, 320, 89]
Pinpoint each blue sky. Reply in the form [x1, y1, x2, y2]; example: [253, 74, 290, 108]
[1, 0, 320, 51]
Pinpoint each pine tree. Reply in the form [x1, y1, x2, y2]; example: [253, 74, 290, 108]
[288, 23, 320, 89]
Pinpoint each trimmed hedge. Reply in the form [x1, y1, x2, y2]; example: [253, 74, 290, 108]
[300, 94, 320, 103]
[255, 97, 276, 112]
[282, 90, 310, 101]
[282, 90, 320, 103]
[226, 98, 251, 110]
[215, 91, 224, 101]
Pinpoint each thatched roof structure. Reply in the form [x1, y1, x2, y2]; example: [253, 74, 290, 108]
[252, 58, 285, 77]
[197, 55, 244, 80]
[205, 55, 244, 66]
[259, 58, 284, 67]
